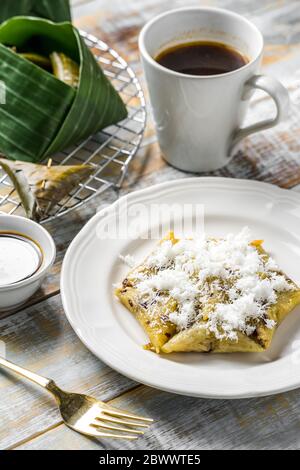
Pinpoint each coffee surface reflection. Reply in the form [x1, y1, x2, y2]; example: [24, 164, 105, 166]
[155, 41, 248, 76]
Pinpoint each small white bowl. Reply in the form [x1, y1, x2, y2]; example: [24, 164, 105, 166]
[0, 215, 56, 312]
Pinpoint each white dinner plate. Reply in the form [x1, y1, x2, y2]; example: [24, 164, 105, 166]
[61, 177, 300, 398]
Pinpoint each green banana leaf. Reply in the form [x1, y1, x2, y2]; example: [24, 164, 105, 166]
[0, 17, 128, 162]
[0, 0, 72, 23]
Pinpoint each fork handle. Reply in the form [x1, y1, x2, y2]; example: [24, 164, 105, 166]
[0, 356, 51, 389]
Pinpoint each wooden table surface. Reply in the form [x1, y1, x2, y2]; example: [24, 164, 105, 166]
[1, 0, 300, 450]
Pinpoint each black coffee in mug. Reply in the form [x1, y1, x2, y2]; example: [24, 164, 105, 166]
[155, 41, 248, 76]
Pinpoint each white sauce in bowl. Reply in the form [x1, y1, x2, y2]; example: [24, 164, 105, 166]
[0, 233, 43, 287]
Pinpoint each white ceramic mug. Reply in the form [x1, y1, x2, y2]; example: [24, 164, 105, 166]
[139, 7, 290, 172]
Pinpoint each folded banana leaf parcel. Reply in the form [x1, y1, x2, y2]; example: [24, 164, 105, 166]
[0, 17, 128, 163]
[0, 0, 72, 23]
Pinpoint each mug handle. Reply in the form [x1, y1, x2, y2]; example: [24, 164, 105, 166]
[230, 75, 290, 152]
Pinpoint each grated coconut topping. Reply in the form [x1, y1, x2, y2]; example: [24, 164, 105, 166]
[126, 228, 295, 341]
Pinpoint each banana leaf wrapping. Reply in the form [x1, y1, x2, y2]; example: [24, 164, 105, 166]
[0, 157, 94, 220]
[0, 17, 128, 163]
[0, 0, 72, 23]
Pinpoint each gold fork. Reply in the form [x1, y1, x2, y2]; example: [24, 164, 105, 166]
[0, 357, 153, 440]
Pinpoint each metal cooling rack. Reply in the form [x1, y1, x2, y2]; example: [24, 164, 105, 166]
[0, 31, 146, 223]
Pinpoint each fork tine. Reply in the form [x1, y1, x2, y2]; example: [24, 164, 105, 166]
[103, 407, 154, 423]
[93, 420, 144, 435]
[86, 427, 138, 440]
[97, 414, 149, 428]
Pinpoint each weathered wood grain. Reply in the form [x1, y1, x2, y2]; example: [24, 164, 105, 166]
[17, 385, 300, 450]
[1, 0, 300, 452]
[0, 294, 135, 449]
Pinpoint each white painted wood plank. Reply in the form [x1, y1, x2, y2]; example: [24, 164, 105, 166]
[3, 0, 300, 452]
[0, 294, 135, 450]
[17, 385, 300, 450]
[71, 0, 107, 22]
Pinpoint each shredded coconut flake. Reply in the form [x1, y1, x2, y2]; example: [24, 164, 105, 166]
[130, 228, 295, 340]
[265, 318, 276, 329]
[119, 254, 136, 268]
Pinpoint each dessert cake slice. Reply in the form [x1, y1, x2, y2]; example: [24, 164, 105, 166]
[115, 228, 300, 354]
